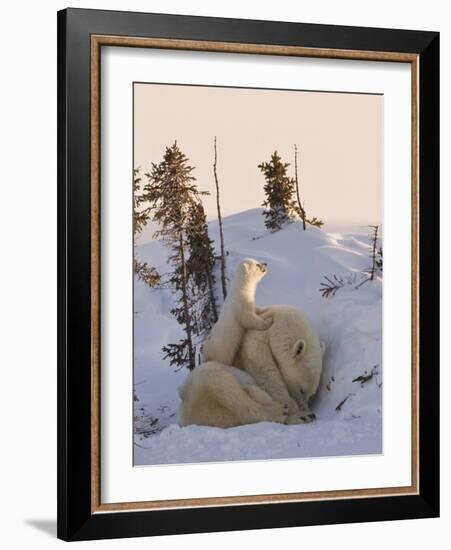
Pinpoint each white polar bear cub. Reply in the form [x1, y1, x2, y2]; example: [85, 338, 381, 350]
[235, 305, 325, 424]
[202, 258, 272, 365]
[179, 362, 289, 428]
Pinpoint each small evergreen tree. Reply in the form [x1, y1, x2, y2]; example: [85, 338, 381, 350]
[143, 142, 216, 371]
[259, 151, 300, 231]
[185, 201, 218, 335]
[164, 201, 219, 367]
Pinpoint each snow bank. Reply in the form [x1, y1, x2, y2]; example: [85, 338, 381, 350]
[134, 209, 382, 465]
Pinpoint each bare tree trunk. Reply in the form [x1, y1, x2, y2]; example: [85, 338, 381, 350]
[205, 264, 218, 322]
[294, 144, 307, 230]
[369, 225, 379, 280]
[178, 232, 195, 370]
[213, 136, 227, 299]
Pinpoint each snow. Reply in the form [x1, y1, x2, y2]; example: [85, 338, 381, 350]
[133, 209, 382, 466]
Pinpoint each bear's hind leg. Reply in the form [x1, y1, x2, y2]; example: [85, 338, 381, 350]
[205, 364, 288, 425]
[242, 384, 273, 406]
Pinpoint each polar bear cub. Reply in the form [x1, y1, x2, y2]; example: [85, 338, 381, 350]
[179, 362, 289, 428]
[202, 258, 272, 365]
[235, 305, 325, 424]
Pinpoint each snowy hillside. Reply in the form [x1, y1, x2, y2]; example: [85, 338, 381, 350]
[133, 209, 382, 466]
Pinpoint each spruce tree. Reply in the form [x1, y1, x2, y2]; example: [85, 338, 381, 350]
[259, 151, 300, 231]
[185, 201, 218, 333]
[162, 200, 219, 369]
[143, 142, 215, 371]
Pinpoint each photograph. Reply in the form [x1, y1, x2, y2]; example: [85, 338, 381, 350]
[132, 82, 384, 466]
[54, 6, 440, 541]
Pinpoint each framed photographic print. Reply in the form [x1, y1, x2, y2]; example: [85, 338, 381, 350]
[57, 8, 439, 541]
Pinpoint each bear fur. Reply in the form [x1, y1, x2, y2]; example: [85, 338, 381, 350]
[202, 258, 273, 365]
[179, 361, 289, 428]
[234, 305, 325, 424]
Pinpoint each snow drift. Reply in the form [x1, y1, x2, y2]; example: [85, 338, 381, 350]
[133, 209, 382, 466]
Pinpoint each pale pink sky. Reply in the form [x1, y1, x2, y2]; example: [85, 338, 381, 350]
[134, 83, 383, 230]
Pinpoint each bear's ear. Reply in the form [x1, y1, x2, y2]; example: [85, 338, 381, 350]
[293, 339, 306, 358]
[241, 261, 250, 274]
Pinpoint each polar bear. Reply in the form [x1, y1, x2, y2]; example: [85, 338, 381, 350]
[202, 258, 273, 365]
[234, 305, 325, 424]
[179, 361, 289, 428]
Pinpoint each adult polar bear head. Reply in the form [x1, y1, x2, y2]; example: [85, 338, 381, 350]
[234, 305, 325, 423]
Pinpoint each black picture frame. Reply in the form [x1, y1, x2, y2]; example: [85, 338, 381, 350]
[57, 7, 439, 542]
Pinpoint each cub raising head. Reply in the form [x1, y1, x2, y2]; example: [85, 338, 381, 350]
[202, 257, 272, 366]
[239, 258, 268, 283]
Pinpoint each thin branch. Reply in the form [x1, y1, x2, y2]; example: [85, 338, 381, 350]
[294, 144, 307, 230]
[335, 393, 355, 412]
[178, 232, 195, 370]
[213, 136, 227, 299]
[319, 274, 345, 297]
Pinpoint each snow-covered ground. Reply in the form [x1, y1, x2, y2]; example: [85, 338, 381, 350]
[133, 209, 382, 466]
